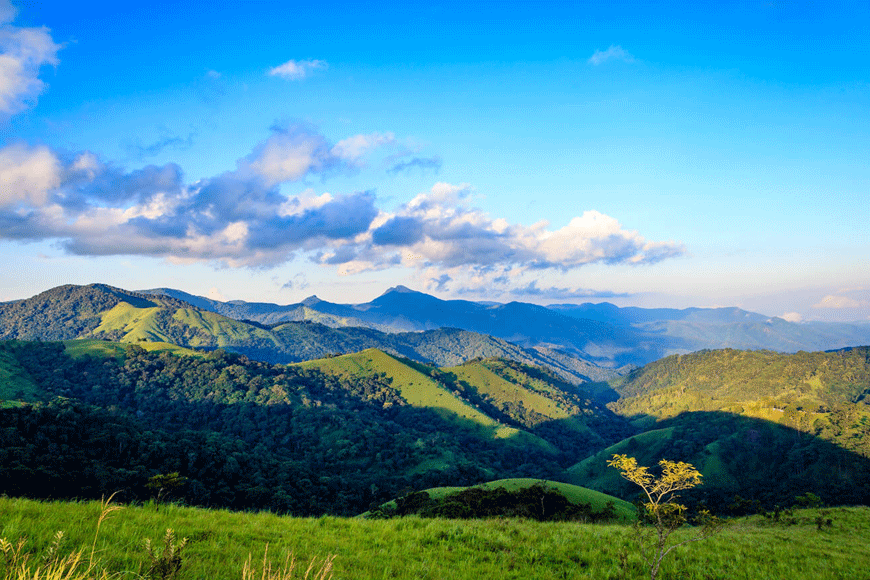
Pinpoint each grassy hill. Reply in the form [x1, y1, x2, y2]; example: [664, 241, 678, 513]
[563, 349, 870, 509]
[298, 349, 551, 450]
[439, 358, 635, 453]
[7, 340, 628, 515]
[299, 351, 635, 462]
[370, 478, 636, 523]
[2, 496, 869, 580]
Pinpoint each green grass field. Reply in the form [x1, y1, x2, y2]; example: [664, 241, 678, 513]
[446, 362, 572, 420]
[1, 496, 868, 580]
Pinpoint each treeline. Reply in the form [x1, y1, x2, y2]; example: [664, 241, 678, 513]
[0, 341, 573, 515]
[370, 483, 618, 522]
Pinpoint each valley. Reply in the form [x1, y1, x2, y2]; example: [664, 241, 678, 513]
[1, 283, 869, 578]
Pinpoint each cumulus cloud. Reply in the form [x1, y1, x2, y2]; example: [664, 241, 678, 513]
[237, 122, 373, 186]
[268, 59, 327, 80]
[0, 142, 61, 206]
[0, 126, 382, 266]
[311, 182, 684, 279]
[0, 2, 61, 116]
[0, 122, 684, 278]
[331, 132, 395, 165]
[780, 312, 803, 323]
[588, 45, 634, 66]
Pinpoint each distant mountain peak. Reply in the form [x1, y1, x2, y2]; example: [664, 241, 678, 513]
[301, 295, 322, 306]
[382, 285, 417, 295]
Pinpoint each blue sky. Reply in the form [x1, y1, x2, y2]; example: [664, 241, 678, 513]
[0, 0, 868, 321]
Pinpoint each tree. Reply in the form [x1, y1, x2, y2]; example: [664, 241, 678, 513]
[608, 454, 721, 580]
[146, 472, 187, 512]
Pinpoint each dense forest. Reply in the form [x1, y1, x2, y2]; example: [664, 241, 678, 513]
[0, 341, 621, 515]
[2, 338, 870, 516]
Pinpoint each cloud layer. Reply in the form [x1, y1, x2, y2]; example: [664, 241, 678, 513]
[0, 123, 684, 280]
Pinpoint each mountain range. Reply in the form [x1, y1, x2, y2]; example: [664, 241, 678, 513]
[2, 283, 870, 375]
[144, 284, 870, 365]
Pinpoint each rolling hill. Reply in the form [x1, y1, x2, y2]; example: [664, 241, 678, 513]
[298, 350, 634, 462]
[3, 340, 625, 514]
[0, 284, 620, 383]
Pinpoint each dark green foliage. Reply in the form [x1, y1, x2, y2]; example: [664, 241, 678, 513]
[0, 284, 129, 340]
[0, 340, 593, 515]
[571, 409, 870, 512]
[147, 473, 187, 512]
[373, 484, 618, 522]
[606, 348, 870, 461]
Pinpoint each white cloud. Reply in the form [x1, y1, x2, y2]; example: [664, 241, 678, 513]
[267, 59, 327, 80]
[588, 45, 634, 66]
[239, 124, 394, 186]
[813, 295, 867, 309]
[331, 132, 395, 164]
[0, 125, 684, 277]
[0, 143, 61, 206]
[332, 182, 684, 273]
[0, 1, 16, 25]
[0, 5, 60, 116]
[781, 312, 803, 323]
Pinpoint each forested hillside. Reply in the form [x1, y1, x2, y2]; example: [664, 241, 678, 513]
[0, 340, 630, 515]
[565, 348, 870, 509]
[605, 347, 870, 455]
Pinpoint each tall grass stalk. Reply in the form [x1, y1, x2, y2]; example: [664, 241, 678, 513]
[1, 493, 122, 580]
[90, 493, 122, 565]
[241, 545, 335, 580]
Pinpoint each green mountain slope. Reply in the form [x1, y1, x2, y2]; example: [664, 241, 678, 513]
[439, 358, 635, 455]
[2, 340, 605, 515]
[604, 347, 870, 455]
[566, 347, 870, 510]
[298, 349, 551, 450]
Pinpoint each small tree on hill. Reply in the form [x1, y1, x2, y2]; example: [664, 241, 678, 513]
[146, 472, 187, 512]
[608, 454, 721, 580]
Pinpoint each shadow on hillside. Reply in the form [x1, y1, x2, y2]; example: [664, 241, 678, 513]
[561, 410, 870, 512]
